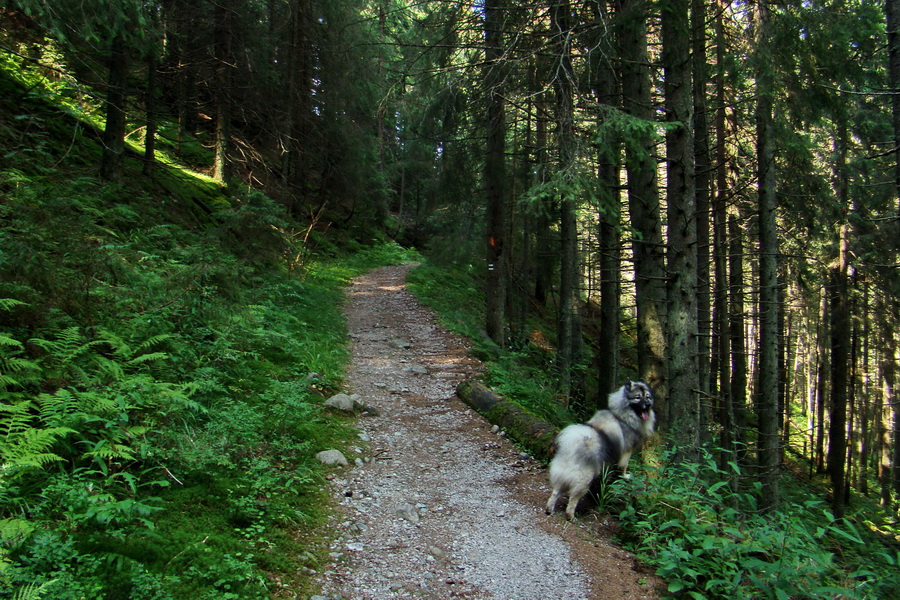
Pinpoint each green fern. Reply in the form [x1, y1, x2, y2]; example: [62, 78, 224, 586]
[13, 580, 57, 600]
[0, 298, 27, 312]
[0, 402, 73, 477]
[0, 400, 33, 437]
[0, 326, 39, 393]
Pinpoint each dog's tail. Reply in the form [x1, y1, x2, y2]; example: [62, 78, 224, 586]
[555, 424, 602, 459]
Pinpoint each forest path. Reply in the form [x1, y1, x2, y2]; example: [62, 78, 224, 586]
[313, 263, 660, 600]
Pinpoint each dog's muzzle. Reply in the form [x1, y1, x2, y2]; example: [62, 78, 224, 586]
[632, 401, 653, 421]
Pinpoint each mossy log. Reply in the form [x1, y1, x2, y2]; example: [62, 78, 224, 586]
[455, 379, 559, 461]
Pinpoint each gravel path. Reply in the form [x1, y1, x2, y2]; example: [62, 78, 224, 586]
[313, 264, 660, 600]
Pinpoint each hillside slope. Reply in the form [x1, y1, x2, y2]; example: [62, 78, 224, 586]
[0, 52, 411, 599]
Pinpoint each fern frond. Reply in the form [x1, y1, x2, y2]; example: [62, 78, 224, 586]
[36, 388, 115, 423]
[134, 334, 174, 354]
[0, 333, 24, 348]
[13, 579, 57, 600]
[83, 440, 136, 462]
[1, 355, 40, 376]
[0, 517, 35, 549]
[96, 355, 125, 381]
[128, 352, 169, 365]
[0, 401, 34, 436]
[30, 327, 103, 361]
[96, 328, 131, 358]
[0, 426, 72, 470]
[0, 374, 21, 387]
[0, 298, 27, 312]
[36, 389, 80, 420]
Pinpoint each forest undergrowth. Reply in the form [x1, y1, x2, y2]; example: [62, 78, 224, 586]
[0, 59, 420, 599]
[408, 261, 900, 600]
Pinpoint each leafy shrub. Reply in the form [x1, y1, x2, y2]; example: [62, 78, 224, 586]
[618, 448, 893, 600]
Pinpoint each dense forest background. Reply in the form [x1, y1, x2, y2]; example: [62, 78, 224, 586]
[1, 0, 899, 598]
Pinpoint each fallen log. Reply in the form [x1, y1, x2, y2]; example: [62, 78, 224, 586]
[455, 379, 559, 461]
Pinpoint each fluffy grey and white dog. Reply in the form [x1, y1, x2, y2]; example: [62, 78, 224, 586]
[545, 380, 656, 520]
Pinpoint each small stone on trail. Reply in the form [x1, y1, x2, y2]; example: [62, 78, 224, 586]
[324, 393, 357, 412]
[316, 450, 348, 466]
[394, 502, 420, 523]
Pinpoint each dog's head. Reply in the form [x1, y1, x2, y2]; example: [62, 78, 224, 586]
[624, 380, 654, 422]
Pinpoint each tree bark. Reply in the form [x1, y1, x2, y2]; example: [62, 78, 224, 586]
[756, 0, 780, 511]
[827, 228, 851, 518]
[886, 0, 900, 238]
[663, 0, 700, 452]
[99, 33, 129, 182]
[551, 0, 583, 401]
[713, 2, 735, 456]
[143, 51, 158, 176]
[213, 0, 234, 183]
[692, 0, 712, 435]
[877, 297, 897, 508]
[617, 0, 668, 418]
[815, 290, 829, 474]
[484, 0, 507, 347]
[287, 0, 311, 206]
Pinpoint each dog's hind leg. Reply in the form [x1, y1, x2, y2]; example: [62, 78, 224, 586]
[546, 487, 562, 515]
[564, 481, 590, 520]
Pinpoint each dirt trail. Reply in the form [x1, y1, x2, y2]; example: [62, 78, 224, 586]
[313, 264, 661, 600]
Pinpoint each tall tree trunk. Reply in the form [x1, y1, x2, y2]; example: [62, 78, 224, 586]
[287, 0, 311, 207]
[532, 62, 554, 307]
[712, 2, 734, 457]
[663, 0, 700, 452]
[815, 291, 830, 474]
[827, 127, 852, 517]
[99, 33, 129, 182]
[886, 0, 900, 235]
[592, 0, 620, 400]
[374, 1, 390, 224]
[728, 211, 747, 443]
[618, 0, 668, 417]
[755, 0, 780, 512]
[692, 0, 712, 437]
[858, 280, 870, 495]
[144, 51, 159, 176]
[484, 0, 507, 347]
[213, 0, 233, 183]
[511, 99, 537, 347]
[877, 298, 897, 508]
[891, 304, 900, 504]
[883, 0, 900, 512]
[828, 226, 851, 518]
[597, 191, 621, 400]
[551, 0, 583, 401]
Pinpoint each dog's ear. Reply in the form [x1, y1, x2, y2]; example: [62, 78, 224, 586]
[625, 379, 633, 391]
